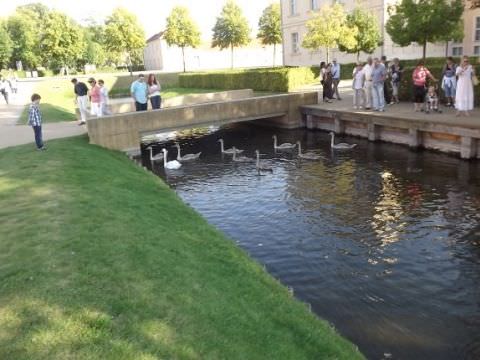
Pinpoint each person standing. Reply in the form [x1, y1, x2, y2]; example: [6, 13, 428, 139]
[381, 56, 391, 105]
[412, 61, 436, 112]
[389, 58, 403, 104]
[28, 93, 46, 151]
[71, 78, 89, 125]
[455, 56, 475, 117]
[331, 58, 341, 100]
[363, 57, 374, 110]
[320, 62, 333, 103]
[0, 76, 12, 104]
[98, 79, 110, 116]
[371, 58, 386, 112]
[352, 62, 365, 109]
[442, 57, 457, 107]
[130, 74, 148, 111]
[88, 78, 102, 117]
[147, 74, 162, 110]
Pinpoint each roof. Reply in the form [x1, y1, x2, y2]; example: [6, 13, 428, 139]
[146, 32, 164, 43]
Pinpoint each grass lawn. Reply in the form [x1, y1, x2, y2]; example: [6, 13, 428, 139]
[19, 78, 221, 124]
[0, 136, 364, 360]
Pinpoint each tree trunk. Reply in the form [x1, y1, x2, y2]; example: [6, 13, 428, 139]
[357, 51, 360, 62]
[445, 41, 449, 57]
[326, 48, 329, 64]
[127, 52, 133, 76]
[422, 41, 427, 62]
[231, 44, 234, 69]
[273, 44, 276, 67]
[182, 46, 186, 73]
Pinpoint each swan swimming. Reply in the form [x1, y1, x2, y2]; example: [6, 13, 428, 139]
[329, 132, 357, 150]
[272, 135, 297, 150]
[232, 147, 254, 162]
[296, 141, 323, 160]
[147, 146, 164, 164]
[255, 150, 273, 172]
[174, 143, 201, 161]
[162, 148, 182, 169]
[218, 139, 244, 154]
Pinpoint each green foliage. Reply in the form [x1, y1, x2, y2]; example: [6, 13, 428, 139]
[257, 3, 282, 67]
[42, 11, 85, 70]
[105, 8, 146, 67]
[302, 4, 357, 63]
[0, 21, 13, 70]
[338, 8, 381, 59]
[212, 0, 251, 68]
[164, 6, 201, 72]
[386, 0, 464, 59]
[178, 67, 319, 92]
[6, 13, 41, 69]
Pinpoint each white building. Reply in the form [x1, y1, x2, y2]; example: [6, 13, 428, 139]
[281, 0, 480, 65]
[143, 32, 283, 72]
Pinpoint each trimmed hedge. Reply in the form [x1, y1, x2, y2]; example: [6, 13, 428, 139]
[178, 67, 319, 92]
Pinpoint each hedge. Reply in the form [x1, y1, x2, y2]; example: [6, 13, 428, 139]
[178, 67, 319, 92]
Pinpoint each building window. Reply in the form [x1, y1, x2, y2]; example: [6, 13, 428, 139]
[291, 33, 299, 53]
[476, 17, 480, 41]
[452, 46, 463, 56]
[311, 0, 319, 10]
[289, 0, 297, 15]
[475, 46, 480, 55]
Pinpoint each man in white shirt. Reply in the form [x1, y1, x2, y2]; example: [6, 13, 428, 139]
[331, 59, 341, 100]
[362, 57, 374, 110]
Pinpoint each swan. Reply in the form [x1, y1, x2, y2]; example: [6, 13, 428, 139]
[232, 147, 254, 162]
[255, 150, 273, 172]
[273, 135, 297, 150]
[162, 148, 182, 169]
[174, 143, 201, 161]
[329, 132, 357, 150]
[296, 141, 323, 160]
[218, 139, 244, 154]
[147, 146, 164, 164]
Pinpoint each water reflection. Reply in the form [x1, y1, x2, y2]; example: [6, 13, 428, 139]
[142, 123, 480, 360]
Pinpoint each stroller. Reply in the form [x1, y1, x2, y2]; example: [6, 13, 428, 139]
[424, 83, 442, 114]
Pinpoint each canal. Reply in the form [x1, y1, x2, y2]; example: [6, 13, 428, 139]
[142, 123, 480, 360]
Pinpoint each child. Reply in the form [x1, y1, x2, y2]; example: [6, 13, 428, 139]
[98, 79, 110, 116]
[425, 86, 441, 114]
[28, 93, 46, 150]
[352, 62, 365, 109]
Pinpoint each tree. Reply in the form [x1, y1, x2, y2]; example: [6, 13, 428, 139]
[386, 0, 463, 60]
[105, 8, 146, 74]
[41, 11, 85, 70]
[302, 4, 357, 63]
[257, 3, 282, 67]
[338, 8, 381, 60]
[0, 21, 13, 70]
[7, 13, 41, 69]
[212, 0, 251, 69]
[164, 6, 201, 72]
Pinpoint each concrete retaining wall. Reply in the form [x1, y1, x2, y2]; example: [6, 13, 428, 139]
[301, 106, 480, 160]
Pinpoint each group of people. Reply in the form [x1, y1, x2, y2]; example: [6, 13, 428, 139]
[0, 75, 18, 105]
[320, 55, 476, 116]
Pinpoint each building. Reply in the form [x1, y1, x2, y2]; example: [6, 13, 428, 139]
[143, 32, 283, 72]
[280, 0, 480, 65]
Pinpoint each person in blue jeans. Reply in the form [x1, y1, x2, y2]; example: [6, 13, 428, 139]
[371, 58, 386, 112]
[130, 74, 148, 111]
[28, 93, 46, 150]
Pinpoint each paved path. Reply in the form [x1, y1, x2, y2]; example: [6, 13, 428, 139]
[0, 81, 86, 150]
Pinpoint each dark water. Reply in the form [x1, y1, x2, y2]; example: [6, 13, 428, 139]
[142, 123, 480, 360]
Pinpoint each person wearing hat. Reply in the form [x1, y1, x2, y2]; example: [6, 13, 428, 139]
[130, 74, 148, 111]
[88, 77, 102, 117]
[71, 78, 89, 125]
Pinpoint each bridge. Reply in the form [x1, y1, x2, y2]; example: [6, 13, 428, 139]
[86, 92, 317, 152]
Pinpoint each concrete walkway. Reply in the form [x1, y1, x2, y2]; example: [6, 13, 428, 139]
[0, 81, 86, 150]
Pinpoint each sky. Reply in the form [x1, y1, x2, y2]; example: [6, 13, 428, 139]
[0, 0, 278, 40]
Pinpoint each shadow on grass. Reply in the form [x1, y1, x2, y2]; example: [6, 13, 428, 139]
[20, 103, 76, 124]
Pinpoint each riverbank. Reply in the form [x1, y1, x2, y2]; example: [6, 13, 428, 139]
[0, 136, 364, 359]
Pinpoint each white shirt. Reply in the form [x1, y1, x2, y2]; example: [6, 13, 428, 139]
[331, 63, 341, 79]
[363, 63, 373, 81]
[99, 86, 109, 104]
[353, 69, 365, 90]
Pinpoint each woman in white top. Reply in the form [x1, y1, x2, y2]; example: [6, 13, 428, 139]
[455, 56, 475, 117]
[352, 62, 365, 109]
[147, 74, 161, 110]
[98, 79, 110, 116]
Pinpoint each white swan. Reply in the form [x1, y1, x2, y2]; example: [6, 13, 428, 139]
[296, 141, 323, 160]
[218, 139, 244, 154]
[232, 147, 254, 162]
[329, 132, 357, 150]
[273, 135, 297, 150]
[147, 146, 164, 164]
[255, 150, 273, 172]
[174, 143, 201, 161]
[162, 148, 182, 169]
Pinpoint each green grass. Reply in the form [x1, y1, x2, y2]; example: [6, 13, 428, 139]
[0, 136, 364, 360]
